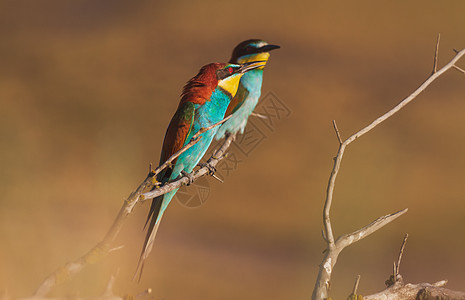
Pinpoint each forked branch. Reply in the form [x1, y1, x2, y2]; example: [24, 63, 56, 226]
[312, 39, 465, 300]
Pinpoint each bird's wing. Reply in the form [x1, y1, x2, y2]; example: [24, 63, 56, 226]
[159, 101, 196, 168]
[224, 83, 249, 117]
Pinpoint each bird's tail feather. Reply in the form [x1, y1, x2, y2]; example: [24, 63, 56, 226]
[133, 195, 164, 281]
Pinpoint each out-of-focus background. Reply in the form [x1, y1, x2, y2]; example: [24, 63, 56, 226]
[1, 1, 465, 299]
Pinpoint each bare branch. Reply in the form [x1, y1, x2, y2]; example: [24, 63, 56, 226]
[108, 245, 124, 253]
[453, 65, 465, 74]
[335, 209, 408, 250]
[102, 272, 117, 297]
[33, 116, 235, 297]
[332, 120, 343, 144]
[352, 275, 361, 295]
[312, 42, 465, 300]
[211, 173, 224, 183]
[250, 112, 268, 119]
[392, 262, 397, 285]
[395, 233, 408, 279]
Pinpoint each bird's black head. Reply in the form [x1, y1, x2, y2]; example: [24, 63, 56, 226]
[229, 39, 280, 64]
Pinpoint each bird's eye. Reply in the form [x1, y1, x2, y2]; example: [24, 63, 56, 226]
[227, 67, 233, 73]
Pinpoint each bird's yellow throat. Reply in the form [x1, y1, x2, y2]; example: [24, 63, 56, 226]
[218, 73, 243, 98]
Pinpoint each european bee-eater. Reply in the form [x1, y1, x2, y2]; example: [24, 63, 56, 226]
[136, 61, 266, 278]
[215, 39, 280, 139]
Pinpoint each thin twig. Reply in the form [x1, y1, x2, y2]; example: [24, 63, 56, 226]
[392, 262, 397, 283]
[335, 209, 408, 250]
[352, 275, 361, 295]
[453, 65, 465, 74]
[102, 272, 117, 297]
[432, 33, 441, 74]
[211, 174, 224, 183]
[395, 233, 409, 278]
[250, 112, 268, 119]
[321, 229, 328, 243]
[332, 120, 343, 144]
[108, 245, 124, 253]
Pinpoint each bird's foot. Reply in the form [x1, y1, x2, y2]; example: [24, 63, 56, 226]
[150, 177, 161, 187]
[197, 162, 224, 183]
[181, 170, 195, 186]
[197, 162, 216, 176]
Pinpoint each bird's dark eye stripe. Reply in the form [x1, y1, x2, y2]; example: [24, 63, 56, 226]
[216, 67, 236, 80]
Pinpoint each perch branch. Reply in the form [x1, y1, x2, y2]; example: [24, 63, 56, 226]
[141, 132, 235, 200]
[312, 40, 465, 300]
[148, 114, 233, 184]
[33, 116, 235, 297]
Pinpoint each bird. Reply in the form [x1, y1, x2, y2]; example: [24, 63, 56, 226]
[135, 61, 266, 279]
[215, 39, 280, 140]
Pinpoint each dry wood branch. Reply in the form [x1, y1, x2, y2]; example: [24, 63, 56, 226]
[250, 112, 268, 119]
[312, 41, 465, 300]
[393, 233, 409, 283]
[453, 65, 465, 74]
[352, 275, 361, 295]
[364, 280, 465, 300]
[332, 120, 343, 145]
[335, 209, 408, 250]
[33, 116, 235, 297]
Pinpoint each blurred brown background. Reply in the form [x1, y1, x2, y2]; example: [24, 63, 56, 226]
[1, 0, 465, 299]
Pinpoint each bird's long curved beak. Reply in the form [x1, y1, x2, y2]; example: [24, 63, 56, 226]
[239, 60, 268, 73]
[258, 44, 280, 53]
